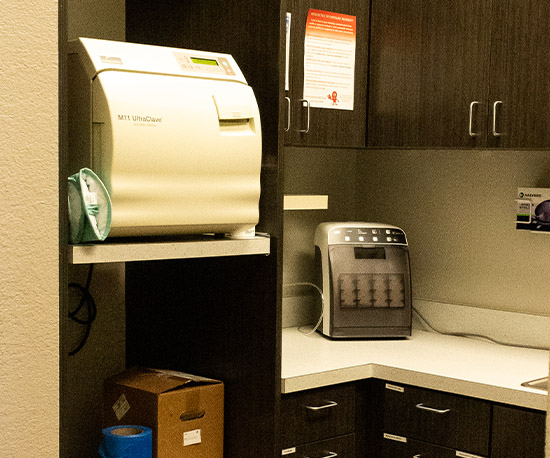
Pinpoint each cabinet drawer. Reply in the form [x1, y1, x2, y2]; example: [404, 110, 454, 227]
[382, 433, 477, 458]
[382, 382, 490, 456]
[491, 405, 546, 458]
[280, 384, 355, 447]
[283, 433, 355, 458]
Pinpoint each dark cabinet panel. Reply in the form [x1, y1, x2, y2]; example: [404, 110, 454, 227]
[125, 253, 280, 458]
[488, 0, 550, 148]
[125, 4, 284, 458]
[368, 0, 550, 149]
[368, 0, 491, 148]
[491, 404, 546, 458]
[294, 434, 356, 458]
[285, 0, 370, 147]
[382, 435, 457, 458]
[280, 384, 355, 448]
[382, 383, 491, 456]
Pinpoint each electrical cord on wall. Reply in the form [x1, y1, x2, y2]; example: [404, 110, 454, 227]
[68, 264, 97, 355]
[283, 282, 324, 336]
[412, 305, 549, 351]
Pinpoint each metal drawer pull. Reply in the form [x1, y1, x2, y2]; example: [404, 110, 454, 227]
[304, 400, 338, 411]
[305, 452, 337, 458]
[284, 97, 291, 132]
[492, 100, 503, 136]
[297, 98, 310, 133]
[468, 101, 480, 136]
[415, 403, 451, 414]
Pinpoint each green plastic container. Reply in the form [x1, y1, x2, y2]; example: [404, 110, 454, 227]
[68, 168, 112, 243]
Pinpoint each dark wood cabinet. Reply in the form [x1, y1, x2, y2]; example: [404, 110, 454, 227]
[372, 380, 547, 458]
[295, 434, 356, 458]
[125, 2, 284, 458]
[382, 382, 491, 456]
[382, 435, 458, 458]
[368, 0, 491, 148]
[491, 404, 546, 458]
[281, 384, 356, 458]
[285, 0, 370, 148]
[368, 0, 550, 148]
[488, 0, 550, 148]
[281, 384, 355, 448]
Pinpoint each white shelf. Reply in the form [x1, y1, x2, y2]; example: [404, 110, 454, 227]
[284, 194, 328, 210]
[68, 235, 271, 264]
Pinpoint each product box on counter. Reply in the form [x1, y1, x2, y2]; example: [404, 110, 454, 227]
[103, 367, 224, 458]
[516, 188, 550, 232]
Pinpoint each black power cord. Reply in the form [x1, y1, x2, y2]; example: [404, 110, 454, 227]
[68, 264, 97, 356]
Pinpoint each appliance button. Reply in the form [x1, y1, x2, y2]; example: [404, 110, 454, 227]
[387, 236, 392, 242]
[359, 236, 365, 242]
[386, 229, 391, 234]
[344, 236, 350, 241]
[372, 236, 378, 242]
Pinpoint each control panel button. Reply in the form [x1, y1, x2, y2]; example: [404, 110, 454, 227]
[328, 226, 406, 245]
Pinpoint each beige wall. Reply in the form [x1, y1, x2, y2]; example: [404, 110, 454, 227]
[0, 2, 59, 457]
[356, 149, 550, 316]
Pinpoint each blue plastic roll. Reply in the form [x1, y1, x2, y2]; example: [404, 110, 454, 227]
[98, 425, 152, 458]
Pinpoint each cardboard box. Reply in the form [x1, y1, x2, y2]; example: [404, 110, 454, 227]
[103, 367, 223, 458]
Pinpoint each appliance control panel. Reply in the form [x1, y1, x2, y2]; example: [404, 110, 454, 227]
[173, 52, 236, 76]
[328, 226, 407, 245]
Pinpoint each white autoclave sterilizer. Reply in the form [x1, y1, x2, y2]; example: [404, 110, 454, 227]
[67, 37, 262, 238]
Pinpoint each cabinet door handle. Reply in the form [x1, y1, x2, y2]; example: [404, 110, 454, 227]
[304, 400, 338, 411]
[415, 403, 451, 414]
[297, 98, 310, 133]
[413, 455, 423, 458]
[304, 452, 338, 458]
[284, 97, 291, 132]
[468, 101, 480, 136]
[492, 100, 503, 137]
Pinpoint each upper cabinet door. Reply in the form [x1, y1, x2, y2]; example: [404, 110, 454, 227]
[488, 0, 550, 149]
[367, 0, 492, 148]
[285, 0, 370, 148]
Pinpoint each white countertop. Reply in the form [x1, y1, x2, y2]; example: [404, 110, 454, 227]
[282, 327, 549, 411]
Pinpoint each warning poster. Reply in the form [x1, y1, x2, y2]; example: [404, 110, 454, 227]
[303, 9, 356, 110]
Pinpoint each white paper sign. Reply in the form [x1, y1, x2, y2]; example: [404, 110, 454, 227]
[183, 429, 202, 446]
[303, 9, 356, 110]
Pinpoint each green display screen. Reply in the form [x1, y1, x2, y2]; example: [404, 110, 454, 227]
[191, 57, 219, 66]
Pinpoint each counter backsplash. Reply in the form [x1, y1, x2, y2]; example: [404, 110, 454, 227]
[283, 295, 550, 350]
